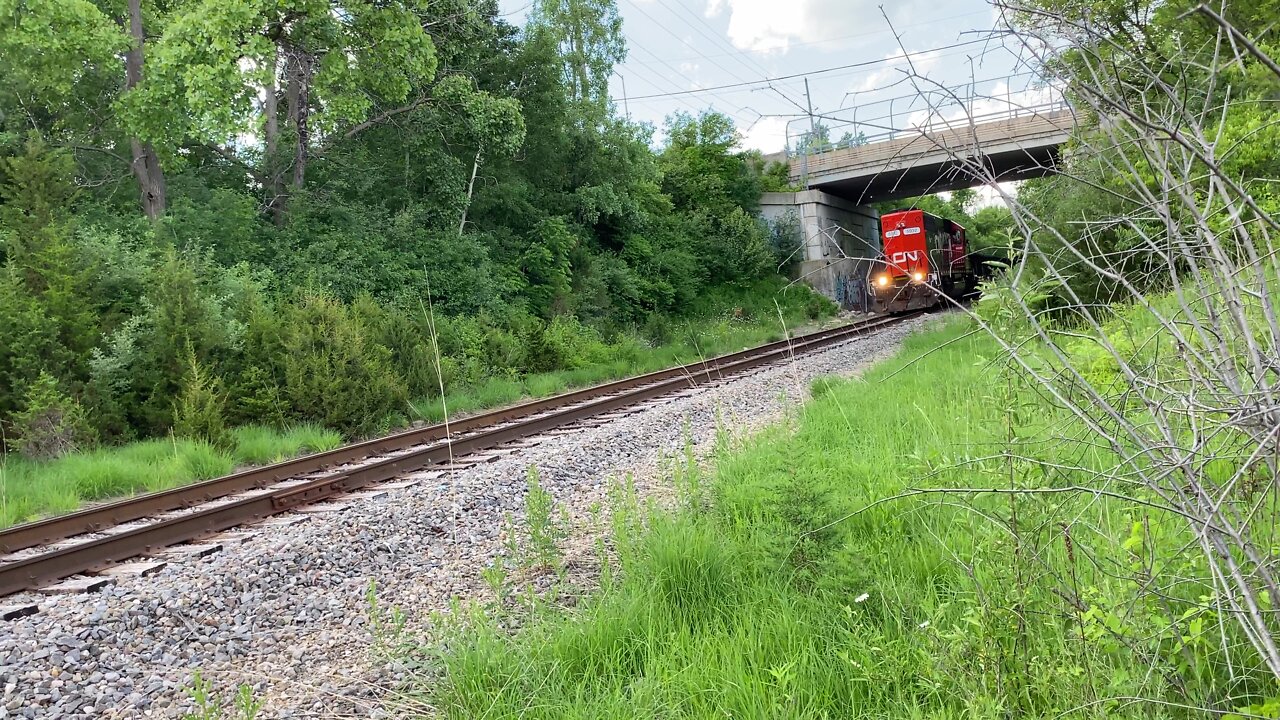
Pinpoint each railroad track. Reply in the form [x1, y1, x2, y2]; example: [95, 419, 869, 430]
[0, 311, 920, 601]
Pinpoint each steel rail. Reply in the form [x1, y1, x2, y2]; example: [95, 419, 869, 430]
[0, 312, 916, 597]
[0, 318, 880, 555]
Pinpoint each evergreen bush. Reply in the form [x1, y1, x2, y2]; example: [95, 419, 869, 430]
[276, 291, 407, 436]
[10, 372, 94, 461]
[172, 350, 232, 451]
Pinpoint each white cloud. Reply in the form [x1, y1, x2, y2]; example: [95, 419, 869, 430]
[707, 0, 808, 53]
[705, 0, 929, 54]
[740, 115, 790, 154]
[851, 50, 943, 95]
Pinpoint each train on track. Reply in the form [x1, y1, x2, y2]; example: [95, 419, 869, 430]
[871, 208, 983, 313]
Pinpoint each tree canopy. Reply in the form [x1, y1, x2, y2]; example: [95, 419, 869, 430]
[0, 0, 803, 450]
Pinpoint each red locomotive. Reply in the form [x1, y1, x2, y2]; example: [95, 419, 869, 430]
[872, 208, 976, 312]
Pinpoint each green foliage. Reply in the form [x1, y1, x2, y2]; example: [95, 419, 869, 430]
[172, 350, 232, 451]
[525, 315, 613, 372]
[64, 439, 231, 502]
[524, 465, 566, 569]
[530, 0, 625, 112]
[181, 671, 262, 720]
[0, 0, 831, 520]
[808, 375, 849, 399]
[0, 137, 98, 420]
[87, 248, 246, 439]
[273, 291, 408, 436]
[277, 199, 505, 310]
[1003, 1, 1280, 308]
[0, 1, 126, 106]
[230, 423, 341, 466]
[434, 74, 526, 158]
[10, 372, 94, 461]
[967, 205, 1016, 254]
[134, 0, 439, 151]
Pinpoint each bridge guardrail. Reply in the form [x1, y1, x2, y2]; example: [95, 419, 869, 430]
[786, 71, 1069, 159]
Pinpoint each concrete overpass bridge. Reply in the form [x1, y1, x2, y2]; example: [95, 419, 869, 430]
[793, 108, 1074, 204]
[759, 76, 1075, 307]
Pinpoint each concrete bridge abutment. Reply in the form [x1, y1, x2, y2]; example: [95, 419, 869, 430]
[759, 190, 880, 311]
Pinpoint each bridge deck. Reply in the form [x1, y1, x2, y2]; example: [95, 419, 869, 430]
[790, 109, 1075, 202]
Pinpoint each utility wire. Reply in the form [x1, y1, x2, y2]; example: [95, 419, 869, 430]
[613, 38, 997, 101]
[617, 41, 1023, 107]
[619, 0, 766, 98]
[623, 32, 744, 113]
[644, 0, 811, 111]
[618, 32, 731, 117]
[645, 0, 772, 78]
[622, 9, 992, 67]
[614, 45, 1013, 107]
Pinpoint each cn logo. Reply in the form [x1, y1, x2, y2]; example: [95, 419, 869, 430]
[890, 250, 921, 264]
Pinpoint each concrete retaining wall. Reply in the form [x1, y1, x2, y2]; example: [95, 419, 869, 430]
[759, 190, 880, 310]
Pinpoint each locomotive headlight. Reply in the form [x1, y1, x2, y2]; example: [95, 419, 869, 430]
[912, 272, 924, 282]
[877, 275, 890, 287]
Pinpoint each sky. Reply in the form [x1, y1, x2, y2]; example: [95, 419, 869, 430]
[496, 0, 1056, 155]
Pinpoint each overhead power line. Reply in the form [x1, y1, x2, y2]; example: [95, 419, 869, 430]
[644, 0, 772, 78]
[619, 41, 1023, 109]
[619, 0, 785, 105]
[637, 0, 810, 111]
[622, 9, 991, 69]
[612, 38, 997, 102]
[620, 31, 747, 119]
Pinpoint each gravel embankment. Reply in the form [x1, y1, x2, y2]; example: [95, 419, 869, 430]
[0, 313, 936, 718]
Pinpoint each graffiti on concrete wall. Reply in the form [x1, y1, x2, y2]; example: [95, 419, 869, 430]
[834, 274, 868, 311]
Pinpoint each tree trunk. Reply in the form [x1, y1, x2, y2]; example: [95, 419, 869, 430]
[290, 51, 313, 192]
[459, 149, 482, 236]
[571, 25, 589, 102]
[264, 50, 285, 226]
[125, 0, 165, 219]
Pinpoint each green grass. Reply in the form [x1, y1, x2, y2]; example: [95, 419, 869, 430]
[0, 424, 342, 528]
[231, 423, 343, 465]
[418, 316, 1274, 718]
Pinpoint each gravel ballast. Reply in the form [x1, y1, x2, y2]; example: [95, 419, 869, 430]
[0, 313, 937, 718]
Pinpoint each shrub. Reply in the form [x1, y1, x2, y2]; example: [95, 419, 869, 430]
[803, 292, 836, 319]
[0, 139, 99, 421]
[87, 249, 247, 438]
[223, 297, 287, 428]
[641, 313, 674, 346]
[525, 315, 612, 373]
[172, 351, 232, 451]
[10, 372, 94, 461]
[357, 297, 453, 400]
[275, 291, 408, 436]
